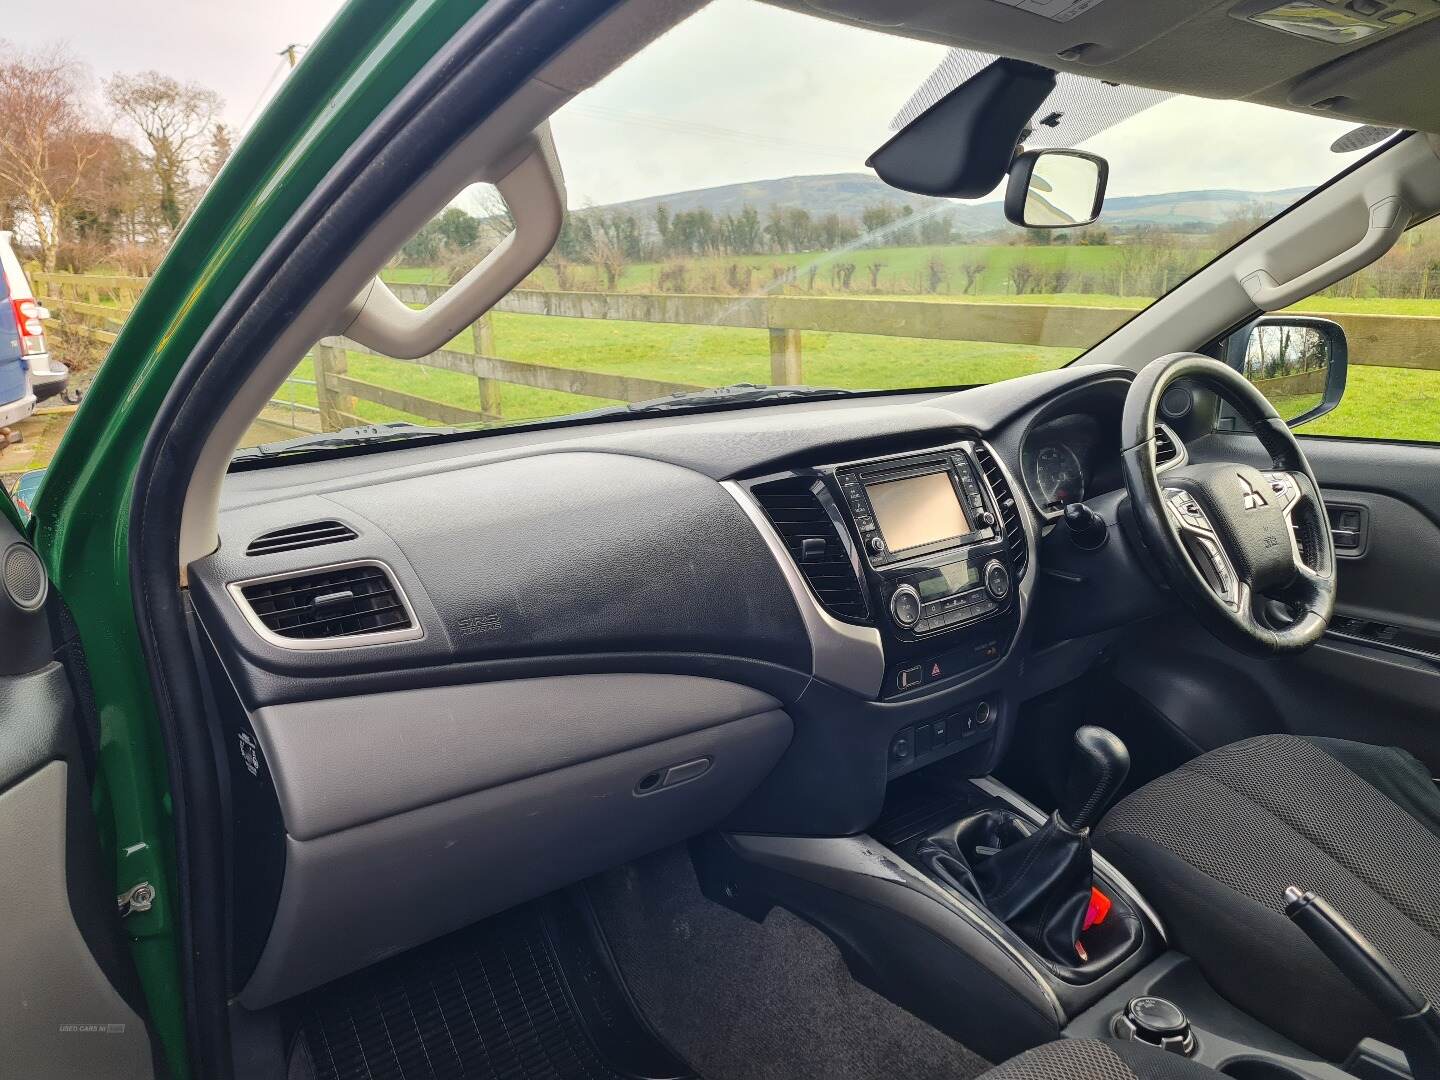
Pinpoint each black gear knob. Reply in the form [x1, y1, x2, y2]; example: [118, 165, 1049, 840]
[1058, 726, 1130, 830]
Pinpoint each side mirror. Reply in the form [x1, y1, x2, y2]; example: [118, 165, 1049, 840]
[1218, 315, 1348, 429]
[1004, 149, 1107, 229]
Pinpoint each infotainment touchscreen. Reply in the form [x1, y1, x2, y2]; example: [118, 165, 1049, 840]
[864, 470, 971, 552]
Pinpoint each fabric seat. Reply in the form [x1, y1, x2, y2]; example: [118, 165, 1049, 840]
[1094, 734, 1440, 1060]
[979, 1039, 1221, 1080]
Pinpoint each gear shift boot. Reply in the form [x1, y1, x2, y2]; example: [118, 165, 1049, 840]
[975, 812, 1095, 961]
[916, 806, 1142, 975]
[914, 726, 1139, 975]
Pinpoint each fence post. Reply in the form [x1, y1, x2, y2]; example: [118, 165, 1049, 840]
[471, 313, 502, 423]
[769, 328, 804, 385]
[314, 339, 353, 430]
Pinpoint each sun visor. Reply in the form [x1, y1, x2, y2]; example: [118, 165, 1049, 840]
[892, 48, 1172, 149]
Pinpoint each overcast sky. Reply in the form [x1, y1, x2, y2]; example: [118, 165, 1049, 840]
[14, 0, 1361, 211]
[8, 0, 346, 131]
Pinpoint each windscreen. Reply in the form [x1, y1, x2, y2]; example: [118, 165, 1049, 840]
[231, 0, 1369, 454]
[865, 472, 971, 552]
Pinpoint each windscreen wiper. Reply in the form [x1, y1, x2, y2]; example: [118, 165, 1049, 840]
[230, 422, 462, 463]
[578, 383, 862, 418]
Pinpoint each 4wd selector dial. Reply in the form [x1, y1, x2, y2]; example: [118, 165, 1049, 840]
[984, 559, 1010, 600]
[889, 584, 922, 628]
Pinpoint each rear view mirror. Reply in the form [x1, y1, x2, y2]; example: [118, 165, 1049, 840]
[1005, 149, 1107, 228]
[1219, 315, 1348, 429]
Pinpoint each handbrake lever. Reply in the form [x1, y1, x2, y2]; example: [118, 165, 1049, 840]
[1285, 887, 1440, 1080]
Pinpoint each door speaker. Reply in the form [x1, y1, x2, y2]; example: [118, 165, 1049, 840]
[2, 543, 47, 612]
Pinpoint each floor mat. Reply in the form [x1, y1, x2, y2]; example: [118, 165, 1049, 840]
[289, 895, 692, 1080]
[586, 845, 992, 1080]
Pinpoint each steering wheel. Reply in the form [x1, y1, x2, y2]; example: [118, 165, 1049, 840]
[1121, 354, 1336, 656]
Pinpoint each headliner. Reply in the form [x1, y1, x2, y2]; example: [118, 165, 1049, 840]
[762, 0, 1440, 133]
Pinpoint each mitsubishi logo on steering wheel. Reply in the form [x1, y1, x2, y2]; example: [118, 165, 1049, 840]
[1238, 474, 1268, 511]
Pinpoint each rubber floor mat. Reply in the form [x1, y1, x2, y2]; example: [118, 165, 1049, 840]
[290, 895, 691, 1080]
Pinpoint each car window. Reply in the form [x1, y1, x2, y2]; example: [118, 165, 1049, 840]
[1263, 216, 1440, 444]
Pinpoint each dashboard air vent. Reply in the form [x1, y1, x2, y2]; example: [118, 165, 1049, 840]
[235, 562, 416, 644]
[972, 443, 1028, 581]
[1154, 426, 1182, 467]
[246, 520, 357, 556]
[752, 479, 870, 623]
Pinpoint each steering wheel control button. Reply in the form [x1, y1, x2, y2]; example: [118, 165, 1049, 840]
[1261, 471, 1299, 509]
[984, 560, 1011, 600]
[890, 585, 922, 629]
[1165, 487, 1212, 531]
[1193, 536, 1235, 598]
[1112, 996, 1196, 1056]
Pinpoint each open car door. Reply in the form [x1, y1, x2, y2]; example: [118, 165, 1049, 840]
[0, 497, 155, 1078]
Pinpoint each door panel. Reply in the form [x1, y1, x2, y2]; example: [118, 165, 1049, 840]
[1113, 431, 1440, 773]
[0, 513, 155, 1078]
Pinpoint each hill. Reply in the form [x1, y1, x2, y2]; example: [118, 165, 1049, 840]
[589, 173, 1309, 234]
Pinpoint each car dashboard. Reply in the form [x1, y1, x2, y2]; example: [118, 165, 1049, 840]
[187, 361, 1186, 1010]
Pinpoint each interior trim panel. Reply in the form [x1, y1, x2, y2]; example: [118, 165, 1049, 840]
[722, 480, 885, 699]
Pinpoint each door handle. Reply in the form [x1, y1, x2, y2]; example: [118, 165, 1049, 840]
[1327, 502, 1369, 558]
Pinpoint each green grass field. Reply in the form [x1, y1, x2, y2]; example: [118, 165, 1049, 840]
[261, 281, 1440, 445]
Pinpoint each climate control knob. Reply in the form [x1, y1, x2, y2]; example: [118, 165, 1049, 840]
[983, 560, 1011, 601]
[889, 585, 922, 629]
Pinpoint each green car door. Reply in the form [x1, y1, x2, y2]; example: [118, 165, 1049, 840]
[0, 2, 496, 1076]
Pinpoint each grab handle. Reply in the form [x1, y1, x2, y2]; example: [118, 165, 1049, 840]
[1239, 196, 1407, 311]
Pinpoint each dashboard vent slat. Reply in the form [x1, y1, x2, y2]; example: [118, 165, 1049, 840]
[246, 519, 358, 556]
[1154, 426, 1180, 467]
[753, 480, 870, 623]
[236, 563, 415, 643]
[971, 443, 1028, 582]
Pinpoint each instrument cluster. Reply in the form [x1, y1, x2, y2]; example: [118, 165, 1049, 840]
[1020, 413, 1106, 515]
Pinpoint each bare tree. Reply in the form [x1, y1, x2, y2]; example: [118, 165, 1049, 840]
[461, 183, 518, 262]
[202, 123, 233, 182]
[106, 71, 223, 233]
[0, 42, 108, 270]
[589, 227, 626, 290]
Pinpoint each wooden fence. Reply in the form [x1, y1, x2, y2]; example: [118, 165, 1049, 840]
[30, 271, 1440, 436]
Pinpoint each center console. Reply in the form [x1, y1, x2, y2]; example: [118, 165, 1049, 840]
[693, 763, 1166, 1065]
[745, 439, 1027, 709]
[839, 444, 1023, 695]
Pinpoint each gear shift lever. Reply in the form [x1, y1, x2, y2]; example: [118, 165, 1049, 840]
[1059, 726, 1131, 830]
[952, 726, 1132, 965]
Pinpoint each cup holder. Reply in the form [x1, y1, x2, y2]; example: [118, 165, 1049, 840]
[1220, 1058, 1310, 1080]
